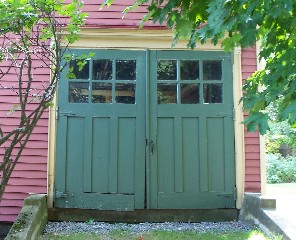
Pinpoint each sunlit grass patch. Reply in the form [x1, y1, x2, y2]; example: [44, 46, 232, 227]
[39, 229, 281, 240]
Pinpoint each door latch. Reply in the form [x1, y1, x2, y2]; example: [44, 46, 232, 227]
[55, 191, 74, 199]
[150, 139, 155, 155]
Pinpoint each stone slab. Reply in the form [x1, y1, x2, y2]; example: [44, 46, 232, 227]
[5, 194, 48, 240]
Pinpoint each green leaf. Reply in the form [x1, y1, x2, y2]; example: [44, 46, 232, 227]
[243, 112, 270, 134]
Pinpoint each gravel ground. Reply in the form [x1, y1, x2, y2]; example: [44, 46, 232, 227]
[44, 221, 252, 235]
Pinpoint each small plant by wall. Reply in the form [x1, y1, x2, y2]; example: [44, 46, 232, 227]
[265, 105, 296, 183]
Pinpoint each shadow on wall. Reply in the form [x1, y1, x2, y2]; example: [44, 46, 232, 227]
[0, 222, 12, 239]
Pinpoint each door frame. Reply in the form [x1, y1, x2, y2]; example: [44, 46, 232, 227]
[47, 29, 245, 209]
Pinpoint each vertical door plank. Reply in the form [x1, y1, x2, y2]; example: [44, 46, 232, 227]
[92, 117, 110, 193]
[148, 50, 158, 209]
[157, 118, 175, 193]
[183, 117, 200, 193]
[66, 117, 84, 193]
[134, 51, 147, 209]
[55, 116, 68, 193]
[109, 116, 118, 193]
[224, 117, 235, 190]
[207, 118, 225, 191]
[83, 117, 93, 192]
[199, 116, 208, 192]
[174, 117, 183, 193]
[118, 117, 136, 194]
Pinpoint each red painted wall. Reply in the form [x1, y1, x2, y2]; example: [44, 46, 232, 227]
[0, 59, 49, 221]
[0, 1, 261, 222]
[241, 47, 261, 193]
[66, 0, 162, 29]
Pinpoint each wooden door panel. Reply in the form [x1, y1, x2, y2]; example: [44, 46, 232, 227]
[55, 50, 146, 210]
[155, 116, 235, 209]
[182, 117, 200, 193]
[207, 117, 226, 192]
[56, 193, 135, 210]
[117, 117, 136, 194]
[91, 117, 110, 193]
[158, 192, 235, 209]
[150, 50, 235, 209]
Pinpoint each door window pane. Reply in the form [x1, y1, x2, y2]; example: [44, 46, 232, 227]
[69, 60, 89, 79]
[157, 84, 177, 104]
[181, 84, 199, 104]
[157, 60, 177, 80]
[181, 60, 199, 80]
[116, 60, 136, 80]
[69, 82, 89, 103]
[203, 84, 222, 103]
[93, 60, 112, 80]
[203, 61, 222, 80]
[92, 83, 112, 103]
[115, 83, 136, 104]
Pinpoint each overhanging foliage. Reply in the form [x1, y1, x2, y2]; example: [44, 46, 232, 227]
[104, 0, 296, 134]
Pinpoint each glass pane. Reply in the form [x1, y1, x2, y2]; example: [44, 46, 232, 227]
[93, 60, 112, 80]
[69, 60, 89, 79]
[115, 83, 135, 104]
[92, 83, 112, 103]
[116, 60, 136, 80]
[181, 60, 199, 80]
[69, 82, 89, 103]
[203, 84, 222, 103]
[203, 60, 222, 80]
[157, 84, 177, 104]
[157, 60, 177, 80]
[181, 84, 199, 104]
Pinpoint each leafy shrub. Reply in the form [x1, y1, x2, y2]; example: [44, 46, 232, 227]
[265, 139, 282, 154]
[266, 154, 296, 183]
[265, 119, 296, 155]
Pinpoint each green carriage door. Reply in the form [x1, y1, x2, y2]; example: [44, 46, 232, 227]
[148, 51, 235, 209]
[55, 49, 235, 210]
[55, 50, 146, 210]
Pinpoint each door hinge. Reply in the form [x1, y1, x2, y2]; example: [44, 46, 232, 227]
[55, 107, 59, 120]
[54, 189, 74, 199]
[59, 111, 76, 116]
[217, 186, 237, 200]
[234, 186, 237, 200]
[233, 107, 235, 121]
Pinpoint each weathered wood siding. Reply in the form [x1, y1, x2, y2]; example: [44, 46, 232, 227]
[241, 47, 261, 193]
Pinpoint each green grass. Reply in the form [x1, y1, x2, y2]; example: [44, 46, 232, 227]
[39, 229, 282, 240]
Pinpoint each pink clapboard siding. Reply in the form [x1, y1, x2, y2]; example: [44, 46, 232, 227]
[0, 55, 49, 222]
[0, 1, 261, 222]
[77, 0, 163, 28]
[241, 47, 261, 193]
